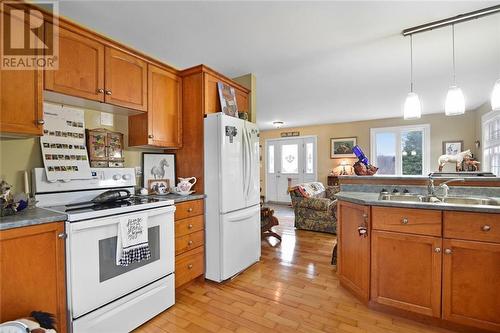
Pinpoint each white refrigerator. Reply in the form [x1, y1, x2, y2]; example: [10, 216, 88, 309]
[204, 113, 261, 282]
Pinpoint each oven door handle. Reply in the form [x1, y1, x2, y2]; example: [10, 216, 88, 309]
[69, 206, 175, 231]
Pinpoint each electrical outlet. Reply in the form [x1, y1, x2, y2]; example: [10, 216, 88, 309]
[135, 166, 142, 176]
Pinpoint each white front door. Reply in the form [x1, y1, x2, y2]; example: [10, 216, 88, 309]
[265, 136, 317, 203]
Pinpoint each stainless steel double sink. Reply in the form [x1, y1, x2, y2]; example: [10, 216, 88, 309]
[379, 194, 500, 206]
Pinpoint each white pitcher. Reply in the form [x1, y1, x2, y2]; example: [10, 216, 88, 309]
[177, 177, 197, 193]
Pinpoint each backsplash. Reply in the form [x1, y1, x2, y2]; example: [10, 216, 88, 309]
[340, 184, 500, 197]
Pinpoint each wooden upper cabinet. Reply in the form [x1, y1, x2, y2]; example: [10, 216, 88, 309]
[371, 231, 442, 317]
[104, 47, 147, 111]
[148, 65, 182, 147]
[235, 88, 249, 113]
[204, 72, 221, 115]
[0, 67, 43, 136]
[0, 222, 67, 332]
[45, 26, 105, 101]
[337, 201, 370, 302]
[442, 239, 500, 332]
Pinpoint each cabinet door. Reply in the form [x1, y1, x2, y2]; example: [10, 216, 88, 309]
[371, 231, 442, 317]
[0, 222, 67, 332]
[337, 201, 370, 302]
[45, 26, 105, 101]
[204, 73, 222, 115]
[104, 47, 147, 111]
[148, 65, 182, 147]
[442, 239, 500, 332]
[235, 88, 249, 113]
[0, 8, 43, 136]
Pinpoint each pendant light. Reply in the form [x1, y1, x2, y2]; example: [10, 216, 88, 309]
[445, 24, 465, 116]
[491, 78, 500, 110]
[403, 34, 422, 120]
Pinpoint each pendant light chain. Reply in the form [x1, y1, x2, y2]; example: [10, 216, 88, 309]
[452, 24, 456, 85]
[410, 34, 414, 92]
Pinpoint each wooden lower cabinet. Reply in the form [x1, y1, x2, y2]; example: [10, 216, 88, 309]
[0, 222, 67, 332]
[442, 239, 500, 332]
[371, 231, 442, 317]
[337, 201, 370, 302]
[174, 199, 205, 288]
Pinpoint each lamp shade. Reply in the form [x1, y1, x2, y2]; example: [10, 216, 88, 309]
[445, 85, 465, 116]
[403, 92, 422, 120]
[491, 79, 500, 110]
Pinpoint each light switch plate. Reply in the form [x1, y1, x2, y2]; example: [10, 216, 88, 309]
[135, 166, 142, 176]
[100, 112, 114, 126]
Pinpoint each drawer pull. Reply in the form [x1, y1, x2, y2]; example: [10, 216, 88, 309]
[401, 217, 409, 225]
[188, 240, 193, 246]
[188, 224, 193, 229]
[187, 207, 193, 212]
[444, 248, 453, 255]
[482, 225, 491, 232]
[188, 264, 193, 269]
[434, 247, 441, 253]
[105, 90, 112, 95]
[97, 88, 104, 93]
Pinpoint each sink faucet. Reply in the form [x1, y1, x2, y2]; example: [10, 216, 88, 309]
[427, 174, 465, 198]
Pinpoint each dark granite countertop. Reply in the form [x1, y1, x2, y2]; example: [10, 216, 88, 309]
[0, 207, 67, 231]
[148, 193, 206, 204]
[336, 191, 500, 214]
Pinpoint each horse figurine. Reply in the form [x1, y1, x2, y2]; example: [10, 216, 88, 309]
[151, 159, 169, 179]
[438, 149, 472, 172]
[463, 156, 481, 171]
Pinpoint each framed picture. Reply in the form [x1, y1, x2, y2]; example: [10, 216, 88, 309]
[142, 153, 176, 193]
[217, 82, 239, 117]
[330, 137, 357, 158]
[442, 140, 463, 155]
[148, 179, 170, 195]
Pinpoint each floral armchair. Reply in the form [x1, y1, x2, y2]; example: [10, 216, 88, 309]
[289, 182, 339, 234]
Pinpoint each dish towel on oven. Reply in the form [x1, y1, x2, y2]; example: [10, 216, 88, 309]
[116, 213, 151, 266]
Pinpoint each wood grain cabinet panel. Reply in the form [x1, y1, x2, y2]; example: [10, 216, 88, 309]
[371, 231, 442, 317]
[175, 215, 204, 238]
[175, 246, 204, 288]
[175, 230, 204, 255]
[105, 47, 147, 111]
[203, 73, 222, 115]
[337, 201, 370, 302]
[443, 211, 500, 243]
[372, 206, 442, 236]
[442, 239, 500, 332]
[0, 223, 67, 332]
[175, 200, 204, 220]
[44, 26, 105, 101]
[235, 88, 249, 113]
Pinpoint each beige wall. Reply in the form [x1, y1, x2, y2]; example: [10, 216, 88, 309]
[260, 105, 486, 192]
[233, 73, 257, 123]
[0, 107, 159, 193]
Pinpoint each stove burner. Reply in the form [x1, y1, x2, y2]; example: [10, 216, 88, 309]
[64, 196, 161, 213]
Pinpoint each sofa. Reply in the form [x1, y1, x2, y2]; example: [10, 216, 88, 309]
[289, 182, 339, 234]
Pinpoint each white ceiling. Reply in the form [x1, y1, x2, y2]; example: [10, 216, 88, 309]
[58, 1, 500, 130]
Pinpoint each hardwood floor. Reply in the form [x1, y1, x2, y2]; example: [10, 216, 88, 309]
[135, 205, 455, 333]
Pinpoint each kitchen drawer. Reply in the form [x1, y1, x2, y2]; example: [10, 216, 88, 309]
[372, 206, 442, 236]
[444, 211, 500, 243]
[175, 246, 204, 288]
[175, 215, 204, 237]
[175, 199, 204, 220]
[175, 230, 204, 255]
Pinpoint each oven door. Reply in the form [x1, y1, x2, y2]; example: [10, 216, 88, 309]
[67, 206, 175, 318]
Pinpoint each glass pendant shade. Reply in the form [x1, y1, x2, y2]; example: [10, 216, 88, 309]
[491, 79, 500, 110]
[445, 85, 465, 116]
[403, 92, 422, 119]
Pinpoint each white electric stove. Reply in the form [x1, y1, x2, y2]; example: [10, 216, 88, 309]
[33, 168, 176, 333]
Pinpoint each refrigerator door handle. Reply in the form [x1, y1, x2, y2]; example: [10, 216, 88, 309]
[245, 128, 252, 200]
[241, 126, 248, 197]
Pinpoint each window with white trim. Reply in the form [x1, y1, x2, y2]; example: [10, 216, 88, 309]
[482, 110, 500, 176]
[370, 124, 430, 176]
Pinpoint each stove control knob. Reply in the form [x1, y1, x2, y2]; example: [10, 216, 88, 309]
[122, 174, 132, 181]
[113, 174, 121, 181]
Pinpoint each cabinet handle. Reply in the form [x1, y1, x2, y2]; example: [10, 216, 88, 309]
[357, 226, 368, 237]
[105, 90, 112, 95]
[434, 247, 441, 253]
[401, 217, 409, 225]
[188, 224, 193, 229]
[444, 248, 453, 255]
[187, 207, 193, 212]
[97, 88, 104, 93]
[188, 240, 193, 246]
[36, 119, 45, 125]
[482, 225, 491, 232]
[187, 264, 193, 269]
[148, 134, 154, 139]
[58, 232, 67, 239]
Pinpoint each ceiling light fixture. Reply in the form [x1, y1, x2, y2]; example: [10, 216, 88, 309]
[403, 34, 422, 120]
[445, 24, 465, 116]
[491, 79, 500, 110]
[272, 121, 284, 129]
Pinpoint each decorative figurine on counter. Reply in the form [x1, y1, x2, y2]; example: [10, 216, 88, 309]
[352, 145, 379, 176]
[0, 179, 29, 216]
[438, 149, 472, 172]
[463, 156, 481, 171]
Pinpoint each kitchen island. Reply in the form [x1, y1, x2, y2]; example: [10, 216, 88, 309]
[336, 186, 500, 333]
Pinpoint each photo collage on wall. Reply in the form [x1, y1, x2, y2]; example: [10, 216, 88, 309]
[40, 103, 92, 181]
